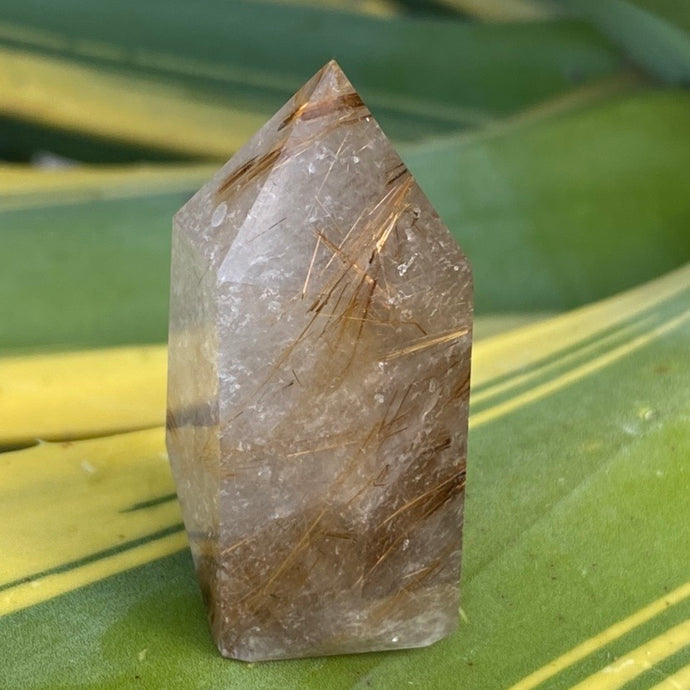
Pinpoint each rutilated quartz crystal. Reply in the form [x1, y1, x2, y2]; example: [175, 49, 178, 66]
[167, 60, 473, 662]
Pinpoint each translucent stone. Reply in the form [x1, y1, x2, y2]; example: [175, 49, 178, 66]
[167, 60, 473, 661]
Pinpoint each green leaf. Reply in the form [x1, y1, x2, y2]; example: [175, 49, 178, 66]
[558, 0, 690, 83]
[1, 89, 688, 351]
[0, 0, 625, 160]
[421, 0, 562, 22]
[1, 266, 688, 688]
[255, 0, 401, 17]
[405, 88, 690, 314]
[626, 0, 690, 33]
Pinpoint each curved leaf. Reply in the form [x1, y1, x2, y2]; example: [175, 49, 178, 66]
[1, 267, 688, 688]
[0, 0, 625, 159]
[558, 0, 690, 83]
[1, 89, 688, 351]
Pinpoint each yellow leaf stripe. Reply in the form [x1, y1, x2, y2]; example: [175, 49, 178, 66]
[0, 346, 167, 445]
[0, 163, 213, 212]
[571, 620, 690, 690]
[0, 428, 183, 617]
[261, 0, 399, 16]
[470, 308, 690, 429]
[0, 20, 488, 151]
[2, 532, 188, 620]
[437, 0, 557, 22]
[510, 582, 690, 689]
[471, 262, 689, 387]
[0, 44, 266, 158]
[650, 664, 690, 689]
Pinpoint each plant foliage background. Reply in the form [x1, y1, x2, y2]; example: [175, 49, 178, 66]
[0, 1, 688, 688]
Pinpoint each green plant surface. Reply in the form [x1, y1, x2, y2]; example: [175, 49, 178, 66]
[627, 0, 690, 33]
[1, 266, 688, 688]
[406, 89, 690, 314]
[0, 0, 626, 160]
[558, 0, 690, 83]
[427, 0, 562, 22]
[1, 88, 688, 351]
[252, 0, 401, 17]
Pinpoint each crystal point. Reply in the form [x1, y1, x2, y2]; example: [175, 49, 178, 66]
[167, 60, 473, 661]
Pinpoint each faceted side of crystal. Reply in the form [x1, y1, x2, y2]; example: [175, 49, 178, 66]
[166, 223, 222, 620]
[167, 63, 335, 628]
[169, 60, 472, 662]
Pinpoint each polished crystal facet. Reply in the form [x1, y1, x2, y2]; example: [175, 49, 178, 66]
[167, 60, 473, 662]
